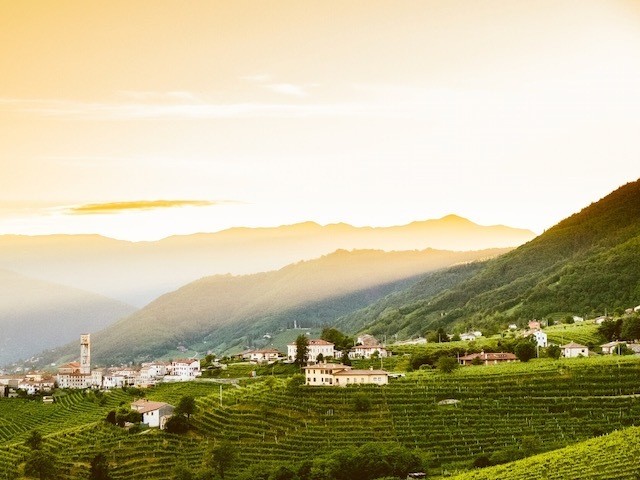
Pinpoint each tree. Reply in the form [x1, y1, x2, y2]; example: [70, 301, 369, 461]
[515, 340, 537, 362]
[208, 442, 236, 479]
[546, 344, 562, 360]
[621, 317, 640, 341]
[353, 392, 372, 412]
[172, 463, 194, 480]
[436, 356, 459, 373]
[175, 396, 196, 421]
[24, 450, 57, 480]
[25, 430, 43, 450]
[264, 376, 276, 391]
[340, 350, 352, 366]
[599, 319, 623, 341]
[321, 327, 354, 351]
[105, 410, 117, 425]
[164, 414, 190, 434]
[89, 453, 112, 480]
[316, 353, 324, 363]
[287, 373, 305, 391]
[294, 335, 309, 367]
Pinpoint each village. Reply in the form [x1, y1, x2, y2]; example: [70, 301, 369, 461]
[3, 306, 640, 412]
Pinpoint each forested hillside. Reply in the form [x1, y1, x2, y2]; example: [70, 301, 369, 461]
[47, 247, 508, 365]
[347, 179, 640, 339]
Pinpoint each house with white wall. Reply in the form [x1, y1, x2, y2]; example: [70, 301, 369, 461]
[561, 342, 589, 358]
[168, 359, 201, 379]
[131, 399, 174, 429]
[525, 330, 547, 347]
[349, 345, 388, 359]
[303, 363, 388, 387]
[287, 339, 335, 362]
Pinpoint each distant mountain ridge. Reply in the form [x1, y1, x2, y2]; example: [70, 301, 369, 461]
[0, 269, 135, 365]
[43, 247, 511, 365]
[0, 216, 535, 306]
[344, 179, 640, 339]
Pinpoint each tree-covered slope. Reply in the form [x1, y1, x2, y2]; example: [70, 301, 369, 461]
[347, 179, 640, 338]
[56, 247, 508, 364]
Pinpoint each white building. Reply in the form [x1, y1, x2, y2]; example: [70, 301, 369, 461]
[247, 349, 281, 363]
[460, 333, 477, 342]
[526, 330, 548, 348]
[601, 341, 626, 355]
[303, 363, 388, 387]
[168, 359, 201, 379]
[561, 342, 589, 358]
[349, 345, 388, 359]
[287, 339, 335, 362]
[131, 399, 174, 429]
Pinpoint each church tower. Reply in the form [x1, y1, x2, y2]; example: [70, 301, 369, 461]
[80, 334, 91, 375]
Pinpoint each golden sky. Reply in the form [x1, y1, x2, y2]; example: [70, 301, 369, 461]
[1, 0, 639, 240]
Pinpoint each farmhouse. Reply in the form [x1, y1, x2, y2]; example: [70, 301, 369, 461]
[458, 351, 517, 366]
[247, 348, 281, 363]
[561, 342, 589, 358]
[131, 399, 174, 429]
[303, 363, 388, 387]
[526, 330, 548, 347]
[349, 345, 388, 359]
[601, 341, 626, 355]
[167, 359, 201, 379]
[287, 339, 335, 362]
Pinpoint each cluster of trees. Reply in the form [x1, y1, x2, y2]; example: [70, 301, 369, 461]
[172, 442, 236, 480]
[234, 442, 425, 480]
[165, 395, 197, 434]
[598, 317, 640, 342]
[22, 430, 112, 480]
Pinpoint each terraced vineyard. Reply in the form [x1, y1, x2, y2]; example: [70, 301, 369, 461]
[544, 322, 603, 346]
[2, 357, 640, 478]
[450, 426, 640, 480]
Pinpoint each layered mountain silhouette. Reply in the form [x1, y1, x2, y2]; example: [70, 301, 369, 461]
[345, 179, 640, 339]
[0, 216, 534, 306]
[0, 269, 135, 365]
[45, 247, 510, 365]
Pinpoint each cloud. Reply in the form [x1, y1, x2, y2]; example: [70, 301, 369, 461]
[117, 91, 200, 102]
[241, 73, 273, 83]
[0, 97, 367, 120]
[69, 199, 233, 215]
[265, 83, 309, 97]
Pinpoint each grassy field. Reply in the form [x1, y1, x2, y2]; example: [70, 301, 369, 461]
[2, 356, 640, 478]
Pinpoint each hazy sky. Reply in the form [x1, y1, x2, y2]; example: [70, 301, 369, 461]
[1, 0, 639, 240]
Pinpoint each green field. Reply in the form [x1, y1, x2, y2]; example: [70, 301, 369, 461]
[3, 357, 640, 478]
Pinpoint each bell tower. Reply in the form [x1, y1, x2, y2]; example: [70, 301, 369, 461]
[80, 334, 91, 374]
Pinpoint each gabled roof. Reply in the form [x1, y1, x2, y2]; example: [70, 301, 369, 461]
[302, 363, 349, 370]
[131, 399, 173, 414]
[561, 342, 588, 349]
[333, 369, 388, 376]
[172, 358, 199, 365]
[459, 352, 517, 361]
[288, 338, 334, 346]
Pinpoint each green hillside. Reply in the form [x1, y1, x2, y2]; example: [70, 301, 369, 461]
[43, 247, 508, 365]
[450, 426, 640, 480]
[345, 179, 640, 339]
[4, 356, 640, 479]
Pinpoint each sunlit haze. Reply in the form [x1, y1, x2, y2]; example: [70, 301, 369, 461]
[1, 0, 639, 240]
